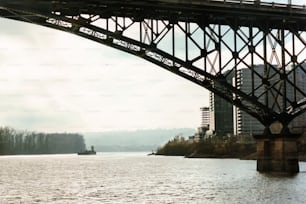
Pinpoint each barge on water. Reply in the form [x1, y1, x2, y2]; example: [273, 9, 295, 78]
[78, 145, 96, 155]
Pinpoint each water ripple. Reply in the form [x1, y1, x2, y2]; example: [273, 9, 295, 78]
[0, 154, 306, 203]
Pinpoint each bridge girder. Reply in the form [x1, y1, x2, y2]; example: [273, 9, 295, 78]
[1, 1, 306, 131]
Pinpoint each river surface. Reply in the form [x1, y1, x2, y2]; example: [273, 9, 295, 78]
[0, 153, 306, 203]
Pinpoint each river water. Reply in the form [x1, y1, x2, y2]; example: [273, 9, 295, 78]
[0, 153, 306, 204]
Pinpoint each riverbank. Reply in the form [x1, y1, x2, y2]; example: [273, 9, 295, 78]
[156, 135, 306, 161]
[185, 150, 257, 160]
[156, 136, 256, 159]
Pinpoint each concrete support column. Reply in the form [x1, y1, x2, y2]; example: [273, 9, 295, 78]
[256, 136, 299, 173]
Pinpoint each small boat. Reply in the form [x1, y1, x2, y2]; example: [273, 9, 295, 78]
[78, 145, 96, 155]
[147, 150, 155, 156]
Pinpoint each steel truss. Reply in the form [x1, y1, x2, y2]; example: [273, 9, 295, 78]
[1, 1, 306, 132]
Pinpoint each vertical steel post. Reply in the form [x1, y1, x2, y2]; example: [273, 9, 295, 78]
[281, 28, 287, 113]
[250, 26, 255, 98]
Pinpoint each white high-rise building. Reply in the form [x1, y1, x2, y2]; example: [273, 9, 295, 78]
[200, 107, 210, 128]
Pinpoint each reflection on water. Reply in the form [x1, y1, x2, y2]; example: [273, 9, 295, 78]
[0, 153, 306, 203]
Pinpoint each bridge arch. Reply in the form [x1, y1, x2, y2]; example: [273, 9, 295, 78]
[1, 0, 306, 134]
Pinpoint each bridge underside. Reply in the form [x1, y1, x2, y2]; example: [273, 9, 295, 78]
[0, 0, 306, 172]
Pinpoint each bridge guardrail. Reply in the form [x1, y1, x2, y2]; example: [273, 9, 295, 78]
[201, 0, 305, 9]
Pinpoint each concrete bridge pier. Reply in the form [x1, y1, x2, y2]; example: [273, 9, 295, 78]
[255, 134, 300, 173]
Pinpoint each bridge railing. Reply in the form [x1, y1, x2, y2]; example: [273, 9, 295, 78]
[204, 0, 306, 9]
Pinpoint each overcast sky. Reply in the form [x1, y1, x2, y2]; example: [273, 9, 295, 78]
[0, 18, 209, 133]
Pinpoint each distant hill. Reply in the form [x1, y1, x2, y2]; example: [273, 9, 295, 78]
[83, 128, 196, 152]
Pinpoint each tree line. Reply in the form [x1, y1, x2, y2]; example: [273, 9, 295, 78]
[0, 127, 86, 155]
[156, 135, 256, 158]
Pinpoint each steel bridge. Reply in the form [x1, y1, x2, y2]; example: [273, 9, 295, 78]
[0, 0, 306, 172]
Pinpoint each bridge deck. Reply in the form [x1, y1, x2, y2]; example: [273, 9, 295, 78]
[1, 0, 306, 29]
